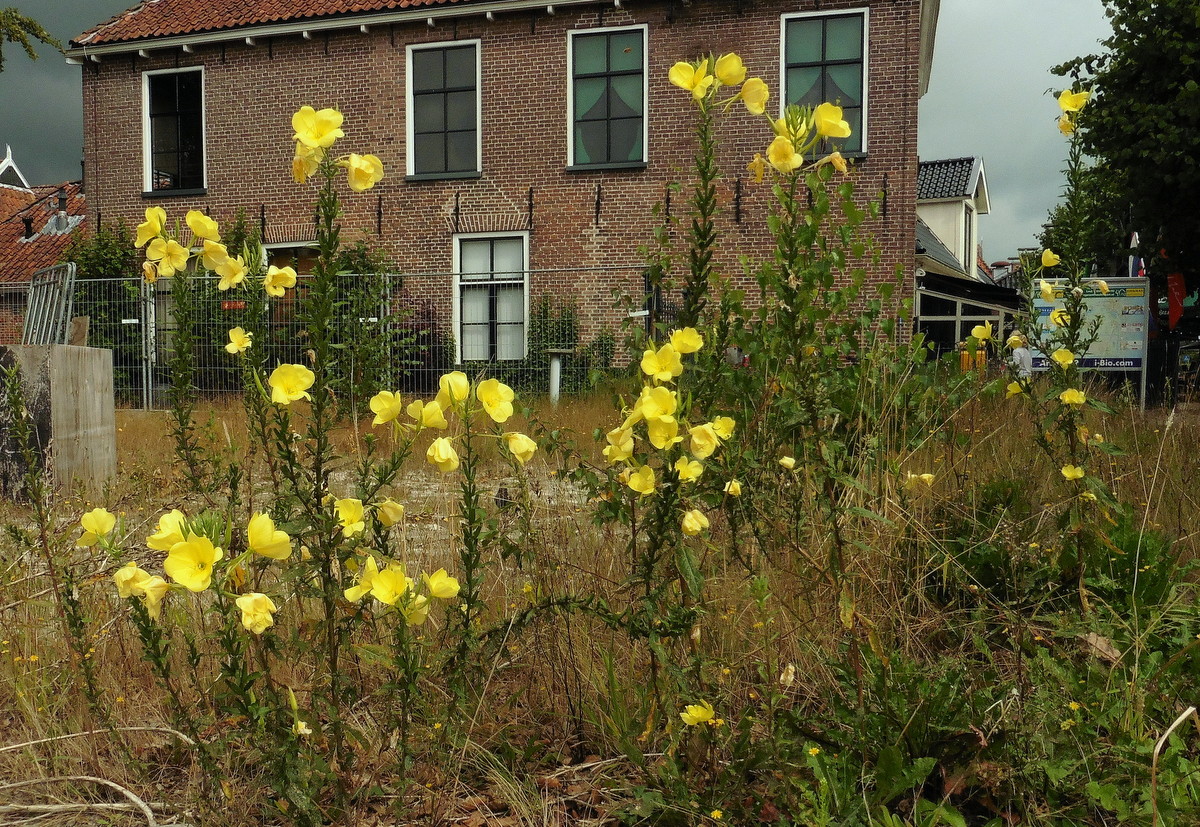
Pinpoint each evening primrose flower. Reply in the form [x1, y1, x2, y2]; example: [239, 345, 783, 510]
[714, 53, 746, 86]
[904, 472, 935, 490]
[681, 509, 710, 536]
[343, 555, 379, 602]
[603, 426, 634, 463]
[185, 210, 220, 243]
[1051, 348, 1075, 369]
[739, 77, 769, 115]
[689, 423, 721, 459]
[215, 255, 248, 291]
[822, 151, 848, 173]
[339, 153, 384, 192]
[767, 135, 802, 173]
[1060, 388, 1086, 406]
[669, 58, 714, 101]
[135, 206, 166, 248]
[369, 568, 413, 606]
[647, 415, 682, 449]
[1057, 114, 1076, 136]
[627, 465, 655, 496]
[1058, 89, 1090, 113]
[199, 239, 229, 271]
[1061, 465, 1085, 481]
[1050, 309, 1071, 328]
[78, 508, 116, 547]
[1042, 249, 1061, 268]
[434, 371, 471, 411]
[235, 592, 278, 635]
[476, 378, 515, 423]
[630, 385, 678, 424]
[1006, 381, 1026, 398]
[268, 363, 315, 405]
[641, 343, 684, 383]
[406, 399, 448, 430]
[674, 457, 704, 483]
[712, 416, 735, 440]
[113, 562, 152, 599]
[263, 265, 298, 297]
[670, 327, 704, 354]
[503, 432, 537, 464]
[335, 498, 366, 538]
[142, 261, 158, 283]
[423, 568, 461, 600]
[225, 327, 252, 355]
[292, 105, 344, 149]
[146, 238, 189, 278]
[747, 153, 766, 183]
[1092, 279, 1110, 295]
[779, 456, 796, 470]
[247, 512, 292, 560]
[724, 479, 742, 496]
[427, 437, 460, 473]
[369, 390, 403, 426]
[970, 321, 993, 341]
[164, 534, 224, 592]
[402, 593, 431, 626]
[680, 700, 715, 726]
[376, 498, 405, 527]
[147, 509, 187, 551]
[292, 142, 323, 183]
[813, 102, 851, 139]
[1040, 280, 1055, 301]
[140, 576, 170, 620]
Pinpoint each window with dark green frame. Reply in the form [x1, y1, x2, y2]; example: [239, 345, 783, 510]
[570, 28, 645, 167]
[410, 44, 478, 176]
[147, 70, 204, 191]
[784, 13, 864, 153]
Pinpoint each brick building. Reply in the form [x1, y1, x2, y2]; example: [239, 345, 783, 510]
[69, 0, 938, 364]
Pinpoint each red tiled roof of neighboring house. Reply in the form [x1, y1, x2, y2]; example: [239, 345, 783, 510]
[74, 0, 490, 46]
[0, 185, 35, 223]
[0, 182, 86, 284]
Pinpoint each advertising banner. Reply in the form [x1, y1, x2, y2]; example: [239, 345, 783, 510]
[1031, 278, 1149, 371]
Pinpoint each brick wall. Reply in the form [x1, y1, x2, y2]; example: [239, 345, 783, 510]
[81, 0, 920, 346]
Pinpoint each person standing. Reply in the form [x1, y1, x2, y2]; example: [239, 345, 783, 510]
[1008, 332, 1033, 378]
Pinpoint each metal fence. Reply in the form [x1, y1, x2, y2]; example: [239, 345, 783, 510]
[69, 270, 648, 409]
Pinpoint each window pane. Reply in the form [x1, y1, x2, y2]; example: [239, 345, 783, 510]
[787, 67, 821, 105]
[573, 34, 606, 75]
[413, 94, 445, 133]
[826, 16, 863, 61]
[574, 77, 607, 120]
[177, 71, 202, 110]
[827, 64, 862, 105]
[496, 324, 524, 360]
[444, 46, 476, 88]
[445, 131, 476, 172]
[919, 294, 956, 316]
[493, 238, 524, 277]
[152, 115, 179, 153]
[462, 287, 489, 322]
[411, 49, 444, 92]
[446, 90, 476, 130]
[575, 122, 604, 164]
[460, 240, 491, 278]
[413, 133, 445, 174]
[610, 117, 641, 163]
[461, 326, 490, 361]
[608, 31, 642, 72]
[610, 74, 642, 115]
[785, 19, 822, 64]
[149, 76, 175, 115]
[843, 108, 863, 152]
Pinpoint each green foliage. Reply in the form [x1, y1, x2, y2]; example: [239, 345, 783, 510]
[0, 8, 60, 71]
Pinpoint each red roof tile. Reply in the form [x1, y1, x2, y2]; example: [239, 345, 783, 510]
[74, 0, 486, 46]
[0, 183, 87, 285]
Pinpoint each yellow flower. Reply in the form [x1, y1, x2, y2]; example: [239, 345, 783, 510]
[603, 426, 634, 464]
[113, 562, 152, 599]
[343, 555, 379, 602]
[185, 210, 220, 243]
[628, 385, 678, 425]
[627, 465, 655, 496]
[647, 416, 682, 449]
[476, 378, 515, 423]
[767, 135, 801, 173]
[674, 457, 703, 483]
[235, 592, 277, 635]
[724, 479, 742, 496]
[669, 58, 714, 101]
[1057, 114, 1076, 135]
[1006, 381, 1026, 398]
[1050, 308, 1071, 328]
[739, 77, 769, 115]
[779, 663, 796, 687]
[681, 509, 710, 536]
[164, 534, 224, 592]
[423, 568, 461, 600]
[339, 153, 384, 192]
[247, 512, 292, 560]
[711, 810, 723, 821]
[215, 255, 248, 291]
[1061, 465, 1085, 481]
[147, 509, 187, 551]
[268, 363, 315, 405]
[146, 238, 189, 278]
[715, 53, 746, 86]
[1092, 279, 1109, 295]
[808, 746, 821, 756]
[1051, 348, 1075, 369]
[779, 456, 796, 470]
[225, 326, 252, 355]
[971, 321, 993, 341]
[1069, 701, 1083, 711]
[689, 423, 721, 459]
[406, 399, 448, 430]
[824, 151, 848, 173]
[1042, 249, 1061, 268]
[376, 498, 405, 527]
[904, 472, 935, 490]
[292, 142, 323, 183]
[370, 568, 413, 606]
[641, 343, 684, 383]
[335, 498, 366, 538]
[680, 700, 715, 726]
[814, 102, 851, 139]
[747, 153, 766, 183]
[263, 265, 298, 297]
[200, 239, 229, 271]
[140, 576, 170, 620]
[434, 371, 471, 411]
[427, 436, 460, 473]
[369, 390, 403, 426]
[712, 416, 735, 440]
[293, 720, 312, 737]
[135, 206, 166, 248]
[1058, 89, 1090, 113]
[402, 593, 431, 626]
[292, 105, 345, 149]
[78, 507, 116, 547]
[503, 432, 538, 464]
[1040, 279, 1055, 301]
[1059, 388, 1086, 406]
[669, 327, 704, 354]
[142, 260, 158, 283]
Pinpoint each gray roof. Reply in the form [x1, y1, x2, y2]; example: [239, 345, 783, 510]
[917, 157, 980, 201]
[916, 217, 966, 277]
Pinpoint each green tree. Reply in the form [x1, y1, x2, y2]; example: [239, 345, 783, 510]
[1054, 0, 1200, 280]
[1038, 161, 1128, 277]
[0, 8, 60, 72]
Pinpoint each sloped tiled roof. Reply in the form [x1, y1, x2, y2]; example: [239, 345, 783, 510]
[917, 157, 978, 201]
[0, 182, 86, 284]
[74, 0, 493, 46]
[0, 184, 35, 222]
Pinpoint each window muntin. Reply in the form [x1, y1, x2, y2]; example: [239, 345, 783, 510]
[456, 235, 527, 362]
[569, 26, 646, 167]
[408, 42, 480, 176]
[783, 11, 865, 153]
[144, 68, 205, 191]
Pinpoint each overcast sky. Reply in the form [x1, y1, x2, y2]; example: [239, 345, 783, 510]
[1, 0, 1113, 260]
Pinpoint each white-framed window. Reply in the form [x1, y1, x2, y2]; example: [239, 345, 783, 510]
[780, 9, 867, 154]
[453, 232, 528, 362]
[406, 40, 481, 177]
[142, 67, 206, 192]
[567, 24, 647, 168]
[963, 204, 974, 270]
